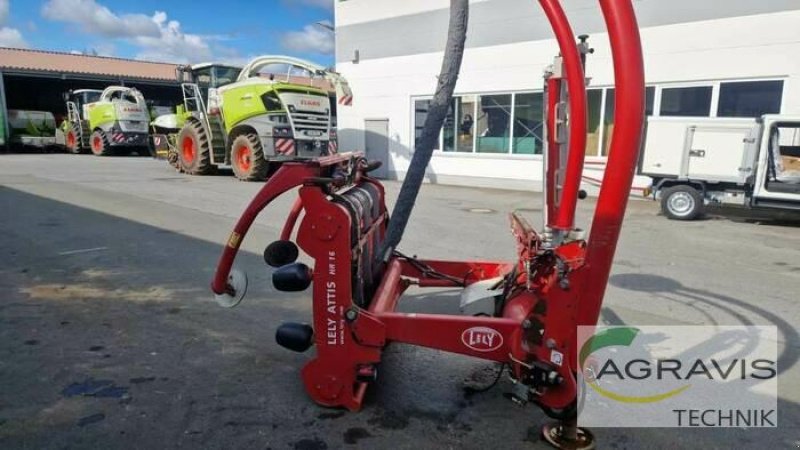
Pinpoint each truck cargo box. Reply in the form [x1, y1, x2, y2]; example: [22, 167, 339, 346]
[642, 117, 760, 184]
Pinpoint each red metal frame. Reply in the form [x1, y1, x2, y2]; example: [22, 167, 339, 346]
[210, 0, 644, 427]
[579, 0, 645, 327]
[545, 76, 561, 226]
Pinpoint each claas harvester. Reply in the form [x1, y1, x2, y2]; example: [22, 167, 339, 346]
[62, 86, 150, 155]
[154, 56, 353, 181]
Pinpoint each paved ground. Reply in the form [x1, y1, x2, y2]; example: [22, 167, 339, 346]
[0, 154, 798, 449]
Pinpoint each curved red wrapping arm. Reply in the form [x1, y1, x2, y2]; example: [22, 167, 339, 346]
[210, 164, 324, 295]
[539, 0, 588, 231]
[281, 197, 304, 241]
[579, 0, 646, 326]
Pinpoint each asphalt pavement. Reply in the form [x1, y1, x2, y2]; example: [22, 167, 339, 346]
[0, 154, 798, 449]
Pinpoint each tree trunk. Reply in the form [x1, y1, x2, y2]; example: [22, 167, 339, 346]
[379, 0, 469, 261]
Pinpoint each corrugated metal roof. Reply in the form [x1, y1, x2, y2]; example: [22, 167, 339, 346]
[0, 47, 178, 81]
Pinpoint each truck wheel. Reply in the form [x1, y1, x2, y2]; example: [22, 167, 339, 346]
[90, 130, 111, 156]
[177, 121, 213, 175]
[230, 133, 268, 181]
[65, 123, 83, 154]
[661, 185, 704, 220]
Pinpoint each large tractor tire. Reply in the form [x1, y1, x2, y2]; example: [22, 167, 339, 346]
[90, 130, 112, 156]
[660, 185, 704, 220]
[177, 121, 213, 175]
[65, 123, 83, 154]
[230, 133, 269, 181]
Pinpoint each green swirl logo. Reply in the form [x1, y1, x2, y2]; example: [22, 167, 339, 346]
[579, 327, 690, 403]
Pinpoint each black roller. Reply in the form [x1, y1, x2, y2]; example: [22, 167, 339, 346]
[276, 322, 314, 352]
[272, 262, 312, 292]
[264, 240, 299, 268]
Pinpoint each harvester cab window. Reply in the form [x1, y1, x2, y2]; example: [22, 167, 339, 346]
[192, 66, 241, 88]
[109, 91, 137, 103]
[193, 67, 213, 87]
[213, 67, 241, 87]
[256, 63, 291, 81]
[82, 92, 101, 105]
[256, 63, 318, 88]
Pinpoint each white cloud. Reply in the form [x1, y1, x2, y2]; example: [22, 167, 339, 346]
[0, 26, 27, 48]
[42, 0, 160, 38]
[0, 0, 28, 48]
[41, 0, 232, 63]
[281, 23, 334, 55]
[131, 11, 214, 63]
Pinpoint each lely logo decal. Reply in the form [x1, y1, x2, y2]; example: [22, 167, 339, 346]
[462, 327, 503, 352]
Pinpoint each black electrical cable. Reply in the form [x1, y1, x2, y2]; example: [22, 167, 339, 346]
[393, 250, 466, 286]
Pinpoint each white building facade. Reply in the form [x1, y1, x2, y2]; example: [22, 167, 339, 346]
[334, 0, 800, 190]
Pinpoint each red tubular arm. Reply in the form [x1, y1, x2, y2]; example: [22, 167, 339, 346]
[578, 0, 645, 326]
[539, 0, 588, 231]
[280, 197, 304, 241]
[211, 165, 314, 294]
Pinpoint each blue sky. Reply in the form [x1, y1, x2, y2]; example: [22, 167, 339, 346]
[0, 0, 335, 66]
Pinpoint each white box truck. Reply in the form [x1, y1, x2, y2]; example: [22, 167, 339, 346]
[641, 115, 800, 220]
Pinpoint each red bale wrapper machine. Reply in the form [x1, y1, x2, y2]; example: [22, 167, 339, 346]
[211, 0, 645, 448]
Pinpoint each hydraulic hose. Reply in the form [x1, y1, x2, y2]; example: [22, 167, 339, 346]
[378, 0, 469, 261]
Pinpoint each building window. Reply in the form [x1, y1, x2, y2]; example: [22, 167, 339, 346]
[601, 88, 615, 156]
[413, 84, 654, 157]
[443, 100, 456, 152]
[442, 96, 477, 152]
[645, 86, 655, 116]
[585, 89, 603, 156]
[456, 95, 476, 152]
[659, 86, 712, 117]
[476, 94, 512, 153]
[600, 86, 654, 156]
[513, 93, 544, 154]
[414, 99, 439, 150]
[718, 80, 783, 118]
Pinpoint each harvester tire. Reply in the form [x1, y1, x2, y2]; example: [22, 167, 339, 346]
[177, 121, 213, 175]
[230, 133, 268, 181]
[90, 130, 111, 156]
[65, 123, 83, 154]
